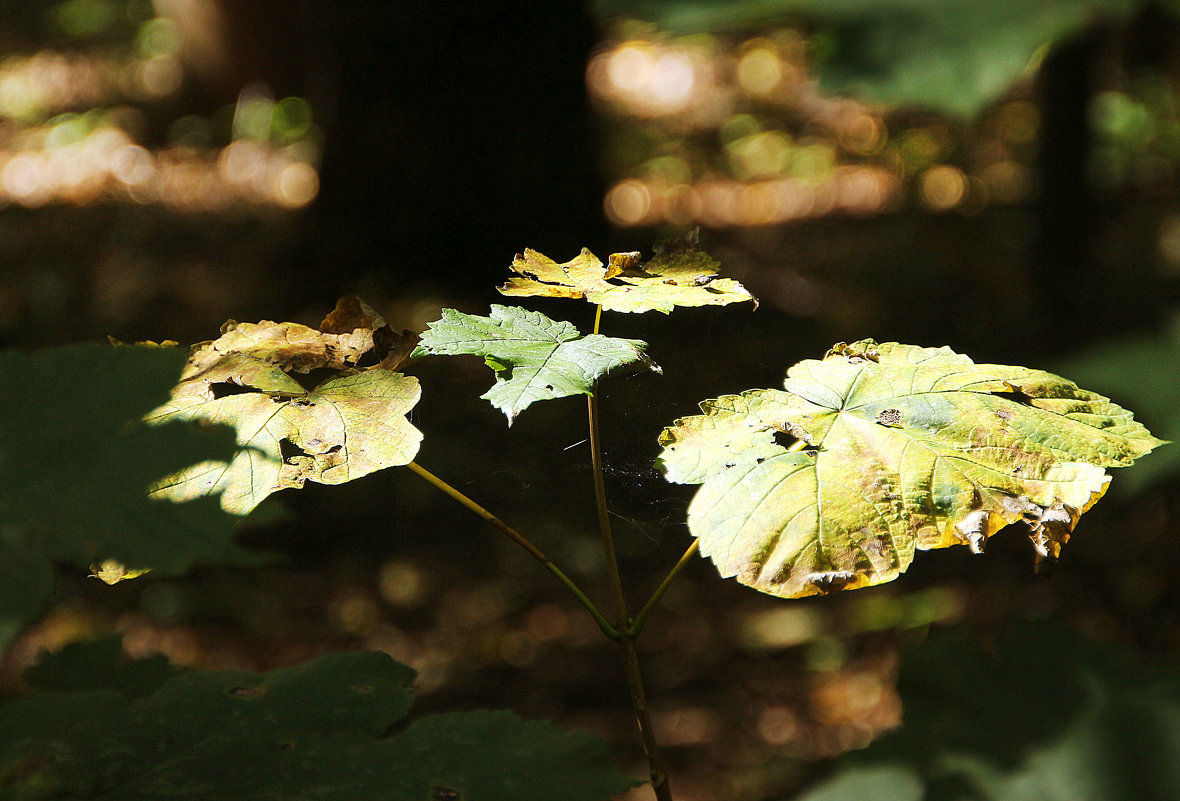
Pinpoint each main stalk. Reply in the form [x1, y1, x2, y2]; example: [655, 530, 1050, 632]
[588, 304, 674, 801]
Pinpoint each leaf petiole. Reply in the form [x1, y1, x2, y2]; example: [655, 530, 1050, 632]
[404, 461, 620, 640]
[626, 539, 701, 640]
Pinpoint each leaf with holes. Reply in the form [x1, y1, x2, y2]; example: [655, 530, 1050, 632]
[147, 304, 423, 515]
[413, 305, 653, 423]
[498, 242, 755, 314]
[657, 339, 1165, 599]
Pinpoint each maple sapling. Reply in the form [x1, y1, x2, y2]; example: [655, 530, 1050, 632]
[122, 239, 1162, 801]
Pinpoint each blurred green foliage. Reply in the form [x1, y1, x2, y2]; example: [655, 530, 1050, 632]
[1055, 318, 1180, 492]
[596, 0, 1136, 115]
[1, 638, 639, 801]
[802, 623, 1180, 801]
[0, 344, 259, 647]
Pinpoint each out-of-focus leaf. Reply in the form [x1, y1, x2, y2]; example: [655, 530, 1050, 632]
[795, 765, 923, 801]
[499, 244, 754, 314]
[0, 542, 53, 649]
[595, 0, 1134, 116]
[413, 305, 653, 423]
[808, 624, 1180, 801]
[2, 641, 639, 801]
[0, 344, 256, 646]
[658, 339, 1164, 598]
[22, 636, 178, 699]
[1054, 318, 1180, 491]
[147, 303, 423, 515]
[367, 710, 641, 801]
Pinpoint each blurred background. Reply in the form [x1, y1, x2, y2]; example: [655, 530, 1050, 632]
[1, 1, 1179, 799]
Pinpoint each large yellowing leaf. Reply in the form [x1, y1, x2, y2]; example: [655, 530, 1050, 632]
[658, 339, 1165, 599]
[148, 300, 423, 515]
[498, 243, 755, 313]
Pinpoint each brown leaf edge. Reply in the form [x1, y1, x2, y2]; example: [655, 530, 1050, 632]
[318, 296, 420, 372]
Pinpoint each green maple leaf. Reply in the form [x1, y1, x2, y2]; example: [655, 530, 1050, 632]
[413, 305, 653, 423]
[658, 339, 1165, 599]
[498, 245, 755, 314]
[148, 313, 423, 515]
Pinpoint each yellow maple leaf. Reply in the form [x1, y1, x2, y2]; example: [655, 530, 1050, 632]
[499, 246, 755, 314]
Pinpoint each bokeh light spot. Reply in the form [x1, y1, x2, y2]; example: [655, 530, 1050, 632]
[137, 55, 182, 97]
[2, 152, 52, 207]
[648, 51, 697, 112]
[110, 144, 155, 185]
[919, 164, 967, 210]
[379, 559, 428, 608]
[604, 178, 652, 225]
[605, 41, 653, 92]
[757, 705, 799, 745]
[273, 161, 319, 207]
[738, 44, 781, 96]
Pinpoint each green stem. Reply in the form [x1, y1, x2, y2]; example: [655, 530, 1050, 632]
[634, 444, 796, 638]
[405, 461, 619, 640]
[627, 539, 700, 639]
[588, 305, 674, 801]
[588, 406, 626, 629]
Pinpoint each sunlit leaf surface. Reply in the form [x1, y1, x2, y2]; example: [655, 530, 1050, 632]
[499, 244, 754, 313]
[414, 305, 652, 422]
[148, 299, 423, 515]
[658, 339, 1164, 598]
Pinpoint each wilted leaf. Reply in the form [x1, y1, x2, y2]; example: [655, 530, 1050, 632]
[658, 339, 1164, 598]
[191, 296, 415, 377]
[148, 307, 423, 515]
[0, 344, 255, 646]
[318, 295, 420, 372]
[499, 244, 754, 314]
[2, 641, 639, 801]
[413, 305, 653, 422]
